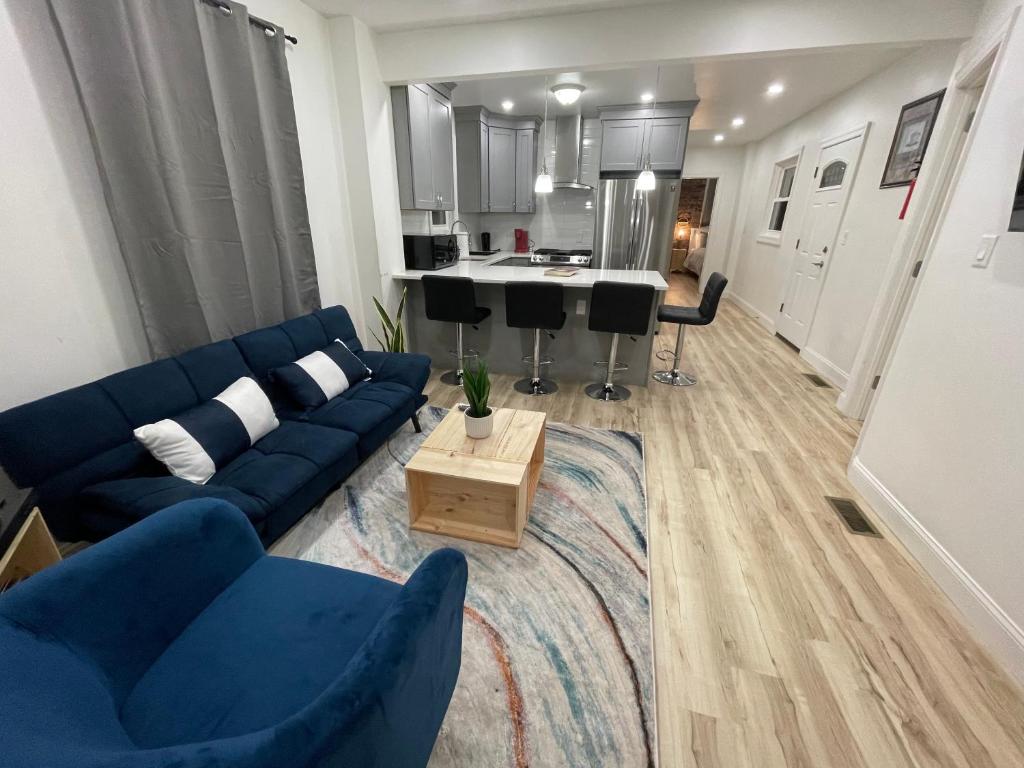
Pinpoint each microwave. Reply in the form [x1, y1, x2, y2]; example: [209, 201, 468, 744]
[403, 235, 458, 271]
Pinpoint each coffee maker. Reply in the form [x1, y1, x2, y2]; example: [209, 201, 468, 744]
[514, 229, 530, 253]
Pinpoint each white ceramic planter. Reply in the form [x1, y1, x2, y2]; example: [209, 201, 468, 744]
[464, 408, 494, 439]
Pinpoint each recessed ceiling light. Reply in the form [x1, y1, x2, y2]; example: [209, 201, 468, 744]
[640, 92, 654, 102]
[731, 116, 745, 128]
[551, 83, 585, 106]
[713, 134, 725, 143]
[766, 82, 785, 96]
[501, 99, 514, 111]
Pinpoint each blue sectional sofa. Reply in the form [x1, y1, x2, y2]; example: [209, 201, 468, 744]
[0, 499, 468, 768]
[0, 306, 431, 544]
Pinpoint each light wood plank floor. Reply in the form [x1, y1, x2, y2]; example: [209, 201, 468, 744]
[422, 273, 1024, 768]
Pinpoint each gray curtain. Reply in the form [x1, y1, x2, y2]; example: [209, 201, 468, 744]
[49, 0, 320, 357]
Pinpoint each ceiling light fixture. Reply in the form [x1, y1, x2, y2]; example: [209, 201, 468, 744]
[766, 82, 785, 96]
[551, 83, 585, 106]
[535, 76, 553, 194]
[731, 116, 745, 128]
[636, 66, 661, 192]
[713, 134, 725, 143]
[501, 99, 514, 111]
[640, 92, 654, 102]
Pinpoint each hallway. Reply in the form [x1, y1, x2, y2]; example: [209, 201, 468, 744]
[423, 273, 1024, 767]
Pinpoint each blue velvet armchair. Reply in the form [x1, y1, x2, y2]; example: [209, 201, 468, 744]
[0, 499, 467, 768]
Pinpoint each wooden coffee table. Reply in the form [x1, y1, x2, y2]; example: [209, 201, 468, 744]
[405, 407, 546, 548]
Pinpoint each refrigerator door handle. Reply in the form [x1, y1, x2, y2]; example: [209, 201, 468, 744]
[629, 191, 648, 270]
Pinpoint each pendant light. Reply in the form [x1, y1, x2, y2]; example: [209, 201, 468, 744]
[535, 75, 553, 194]
[636, 65, 660, 192]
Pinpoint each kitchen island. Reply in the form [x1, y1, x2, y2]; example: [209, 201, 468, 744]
[392, 255, 669, 386]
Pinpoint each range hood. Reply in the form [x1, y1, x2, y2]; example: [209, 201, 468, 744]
[552, 115, 593, 190]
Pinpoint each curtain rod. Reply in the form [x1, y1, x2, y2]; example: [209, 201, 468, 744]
[203, 0, 298, 45]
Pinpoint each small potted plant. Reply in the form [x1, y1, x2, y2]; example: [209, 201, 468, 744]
[462, 360, 493, 439]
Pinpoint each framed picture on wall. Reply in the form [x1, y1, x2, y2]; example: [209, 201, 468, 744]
[1011, 148, 1024, 232]
[880, 89, 946, 188]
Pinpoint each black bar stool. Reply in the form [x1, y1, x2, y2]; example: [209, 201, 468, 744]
[653, 272, 728, 387]
[586, 281, 656, 402]
[421, 275, 491, 386]
[505, 282, 566, 396]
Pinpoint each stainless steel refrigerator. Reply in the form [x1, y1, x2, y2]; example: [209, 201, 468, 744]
[593, 177, 679, 275]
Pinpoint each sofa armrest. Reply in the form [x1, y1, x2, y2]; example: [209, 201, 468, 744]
[157, 547, 468, 768]
[0, 499, 264, 706]
[359, 350, 432, 393]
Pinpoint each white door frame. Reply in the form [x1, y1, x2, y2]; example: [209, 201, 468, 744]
[775, 123, 870, 349]
[837, 17, 1011, 420]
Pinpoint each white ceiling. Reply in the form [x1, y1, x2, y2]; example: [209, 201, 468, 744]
[302, 0, 670, 30]
[450, 64, 698, 118]
[449, 46, 918, 147]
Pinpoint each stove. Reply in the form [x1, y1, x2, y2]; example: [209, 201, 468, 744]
[530, 248, 592, 267]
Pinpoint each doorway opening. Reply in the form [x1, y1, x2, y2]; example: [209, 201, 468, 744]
[671, 177, 717, 279]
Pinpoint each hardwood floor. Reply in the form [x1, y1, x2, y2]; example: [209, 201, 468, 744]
[422, 273, 1024, 768]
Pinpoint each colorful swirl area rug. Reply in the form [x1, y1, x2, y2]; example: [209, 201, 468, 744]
[273, 406, 654, 767]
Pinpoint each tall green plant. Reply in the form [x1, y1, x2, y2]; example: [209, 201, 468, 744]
[462, 360, 491, 418]
[371, 287, 407, 352]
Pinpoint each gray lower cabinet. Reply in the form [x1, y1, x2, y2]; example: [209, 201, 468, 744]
[488, 127, 516, 212]
[515, 128, 537, 213]
[391, 83, 454, 211]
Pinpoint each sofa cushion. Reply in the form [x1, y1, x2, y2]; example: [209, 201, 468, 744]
[98, 359, 199, 428]
[0, 383, 133, 488]
[133, 378, 279, 484]
[176, 340, 255, 400]
[120, 556, 400, 747]
[210, 422, 359, 511]
[271, 340, 372, 408]
[315, 306, 363, 353]
[303, 381, 416, 437]
[81, 477, 269, 526]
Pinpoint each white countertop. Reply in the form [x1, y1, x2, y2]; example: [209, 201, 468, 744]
[391, 254, 668, 290]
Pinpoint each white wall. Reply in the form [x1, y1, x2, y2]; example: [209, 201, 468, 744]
[725, 43, 960, 387]
[682, 146, 747, 290]
[328, 16, 406, 333]
[0, 0, 358, 410]
[372, 0, 978, 83]
[1, 0, 149, 411]
[852, 0, 1024, 682]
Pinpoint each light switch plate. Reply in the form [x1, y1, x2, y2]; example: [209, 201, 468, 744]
[576, 299, 586, 315]
[972, 234, 998, 268]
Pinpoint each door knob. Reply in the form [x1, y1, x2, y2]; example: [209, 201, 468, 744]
[812, 259, 825, 267]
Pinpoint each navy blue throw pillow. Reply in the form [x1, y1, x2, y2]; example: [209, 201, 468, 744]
[272, 339, 372, 408]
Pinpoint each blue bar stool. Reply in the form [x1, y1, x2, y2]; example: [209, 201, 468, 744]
[653, 272, 728, 387]
[422, 276, 491, 386]
[505, 282, 566, 396]
[586, 281, 656, 402]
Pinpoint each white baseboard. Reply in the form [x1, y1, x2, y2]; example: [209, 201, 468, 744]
[726, 292, 775, 334]
[800, 347, 849, 389]
[848, 456, 1024, 685]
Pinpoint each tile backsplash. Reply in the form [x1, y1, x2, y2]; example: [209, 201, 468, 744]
[462, 187, 597, 252]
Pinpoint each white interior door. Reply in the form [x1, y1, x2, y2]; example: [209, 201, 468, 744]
[776, 128, 867, 347]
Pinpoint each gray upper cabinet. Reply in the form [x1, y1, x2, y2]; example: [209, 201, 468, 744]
[428, 92, 455, 209]
[454, 110, 489, 213]
[391, 84, 454, 211]
[600, 119, 646, 172]
[515, 128, 537, 213]
[487, 127, 516, 213]
[598, 102, 697, 173]
[643, 117, 687, 171]
[454, 107, 540, 214]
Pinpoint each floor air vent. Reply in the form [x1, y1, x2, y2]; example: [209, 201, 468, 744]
[826, 496, 881, 537]
[804, 373, 831, 388]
